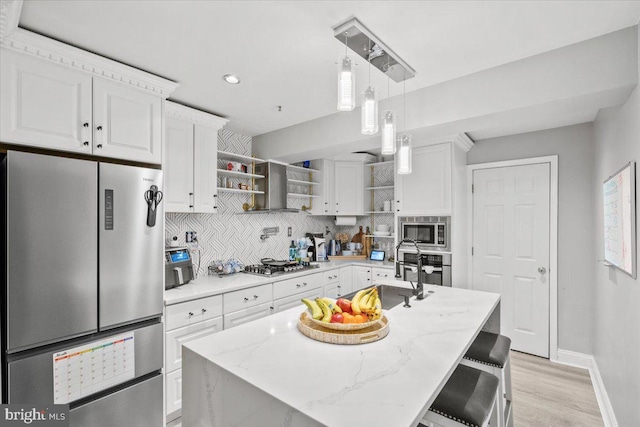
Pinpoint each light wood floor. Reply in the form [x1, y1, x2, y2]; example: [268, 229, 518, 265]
[511, 350, 604, 427]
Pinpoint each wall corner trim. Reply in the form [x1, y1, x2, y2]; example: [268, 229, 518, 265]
[555, 349, 619, 427]
[453, 133, 474, 152]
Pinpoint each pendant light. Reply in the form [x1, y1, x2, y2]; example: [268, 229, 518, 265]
[397, 71, 412, 175]
[361, 40, 378, 135]
[337, 32, 355, 111]
[381, 59, 396, 155]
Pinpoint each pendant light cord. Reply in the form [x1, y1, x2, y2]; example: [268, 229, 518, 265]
[403, 69, 406, 131]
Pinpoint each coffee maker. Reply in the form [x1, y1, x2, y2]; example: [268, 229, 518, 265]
[305, 232, 327, 261]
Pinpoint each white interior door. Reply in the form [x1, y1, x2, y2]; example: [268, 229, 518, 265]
[472, 163, 550, 357]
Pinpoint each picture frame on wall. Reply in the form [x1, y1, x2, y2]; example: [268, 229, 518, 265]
[603, 161, 637, 278]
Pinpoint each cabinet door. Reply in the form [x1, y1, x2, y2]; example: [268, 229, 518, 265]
[272, 287, 322, 313]
[93, 78, 162, 163]
[339, 266, 354, 294]
[325, 282, 350, 299]
[223, 302, 273, 330]
[164, 117, 194, 212]
[166, 369, 182, 418]
[396, 144, 451, 215]
[193, 124, 218, 213]
[165, 317, 223, 373]
[334, 161, 363, 215]
[352, 266, 371, 290]
[0, 50, 92, 153]
[311, 159, 335, 215]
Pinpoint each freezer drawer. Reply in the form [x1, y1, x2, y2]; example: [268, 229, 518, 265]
[99, 163, 164, 329]
[7, 323, 162, 404]
[5, 151, 98, 352]
[70, 373, 162, 427]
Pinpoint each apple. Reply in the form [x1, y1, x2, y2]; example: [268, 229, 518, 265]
[330, 313, 344, 323]
[336, 298, 352, 313]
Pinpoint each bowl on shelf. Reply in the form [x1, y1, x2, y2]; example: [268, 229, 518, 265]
[373, 231, 391, 236]
[375, 224, 390, 232]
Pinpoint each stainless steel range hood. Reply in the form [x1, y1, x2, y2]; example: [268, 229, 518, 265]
[244, 162, 299, 213]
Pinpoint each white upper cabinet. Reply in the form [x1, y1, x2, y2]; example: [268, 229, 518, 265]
[164, 117, 195, 212]
[395, 143, 452, 215]
[310, 159, 335, 215]
[0, 50, 92, 153]
[0, 49, 167, 163]
[92, 78, 162, 163]
[334, 161, 364, 215]
[164, 101, 227, 214]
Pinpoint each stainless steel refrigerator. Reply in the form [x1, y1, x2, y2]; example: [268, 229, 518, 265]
[1, 151, 164, 426]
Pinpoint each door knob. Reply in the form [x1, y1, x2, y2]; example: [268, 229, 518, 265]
[538, 267, 547, 274]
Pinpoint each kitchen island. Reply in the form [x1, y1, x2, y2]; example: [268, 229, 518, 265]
[182, 280, 500, 427]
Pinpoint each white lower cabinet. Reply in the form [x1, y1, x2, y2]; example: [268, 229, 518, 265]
[272, 288, 322, 313]
[371, 267, 394, 284]
[352, 266, 372, 290]
[164, 295, 223, 421]
[223, 302, 274, 329]
[166, 369, 182, 417]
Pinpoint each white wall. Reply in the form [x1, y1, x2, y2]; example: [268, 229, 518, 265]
[592, 35, 640, 424]
[467, 123, 596, 355]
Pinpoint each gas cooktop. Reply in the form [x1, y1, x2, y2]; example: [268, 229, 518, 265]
[243, 260, 319, 276]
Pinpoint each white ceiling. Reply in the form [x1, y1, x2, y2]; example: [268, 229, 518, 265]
[19, 1, 640, 137]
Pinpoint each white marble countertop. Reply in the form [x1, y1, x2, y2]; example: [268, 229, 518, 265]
[164, 259, 395, 306]
[182, 280, 500, 427]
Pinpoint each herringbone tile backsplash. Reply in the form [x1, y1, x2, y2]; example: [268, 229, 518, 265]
[165, 130, 391, 274]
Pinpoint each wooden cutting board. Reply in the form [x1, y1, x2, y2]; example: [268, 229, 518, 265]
[351, 226, 364, 243]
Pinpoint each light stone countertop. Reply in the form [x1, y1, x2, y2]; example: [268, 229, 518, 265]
[164, 259, 395, 306]
[182, 280, 500, 427]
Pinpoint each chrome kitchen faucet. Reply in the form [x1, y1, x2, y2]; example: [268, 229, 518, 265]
[395, 239, 425, 300]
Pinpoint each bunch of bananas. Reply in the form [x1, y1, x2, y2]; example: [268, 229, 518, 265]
[351, 286, 382, 321]
[301, 297, 342, 322]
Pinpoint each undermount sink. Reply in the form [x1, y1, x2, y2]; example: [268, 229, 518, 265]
[344, 285, 415, 310]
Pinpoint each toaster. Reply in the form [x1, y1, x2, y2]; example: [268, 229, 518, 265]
[165, 247, 194, 289]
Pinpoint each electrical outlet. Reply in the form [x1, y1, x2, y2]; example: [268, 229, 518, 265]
[287, 227, 292, 237]
[186, 231, 197, 243]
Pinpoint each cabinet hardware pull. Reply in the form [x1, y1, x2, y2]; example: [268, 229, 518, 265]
[337, 285, 341, 289]
[296, 284, 301, 288]
[243, 297, 249, 302]
[189, 192, 194, 196]
[97, 126, 103, 131]
[83, 141, 89, 146]
[96, 144, 103, 148]
[202, 308, 207, 313]
[254, 295, 259, 299]
[83, 123, 89, 128]
[303, 282, 307, 286]
[188, 312, 194, 317]
[189, 205, 194, 208]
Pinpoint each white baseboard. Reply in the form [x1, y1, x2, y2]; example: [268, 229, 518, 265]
[555, 349, 618, 427]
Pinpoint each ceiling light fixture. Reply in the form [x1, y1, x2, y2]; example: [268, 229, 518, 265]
[361, 40, 378, 135]
[337, 32, 355, 111]
[397, 71, 412, 175]
[381, 59, 396, 155]
[223, 74, 241, 84]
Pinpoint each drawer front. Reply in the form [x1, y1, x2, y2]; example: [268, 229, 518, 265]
[272, 287, 322, 314]
[166, 294, 223, 331]
[273, 272, 323, 300]
[165, 317, 223, 373]
[223, 302, 273, 330]
[166, 369, 182, 418]
[223, 283, 272, 314]
[372, 267, 394, 283]
[325, 269, 340, 284]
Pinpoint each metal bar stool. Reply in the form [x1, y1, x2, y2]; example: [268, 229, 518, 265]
[461, 332, 513, 427]
[420, 364, 500, 427]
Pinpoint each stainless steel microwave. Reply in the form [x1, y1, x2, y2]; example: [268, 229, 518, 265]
[399, 216, 450, 249]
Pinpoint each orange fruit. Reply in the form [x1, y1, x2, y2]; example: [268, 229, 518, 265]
[342, 313, 356, 324]
[354, 314, 367, 324]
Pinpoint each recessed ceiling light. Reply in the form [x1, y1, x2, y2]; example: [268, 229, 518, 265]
[223, 74, 240, 84]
